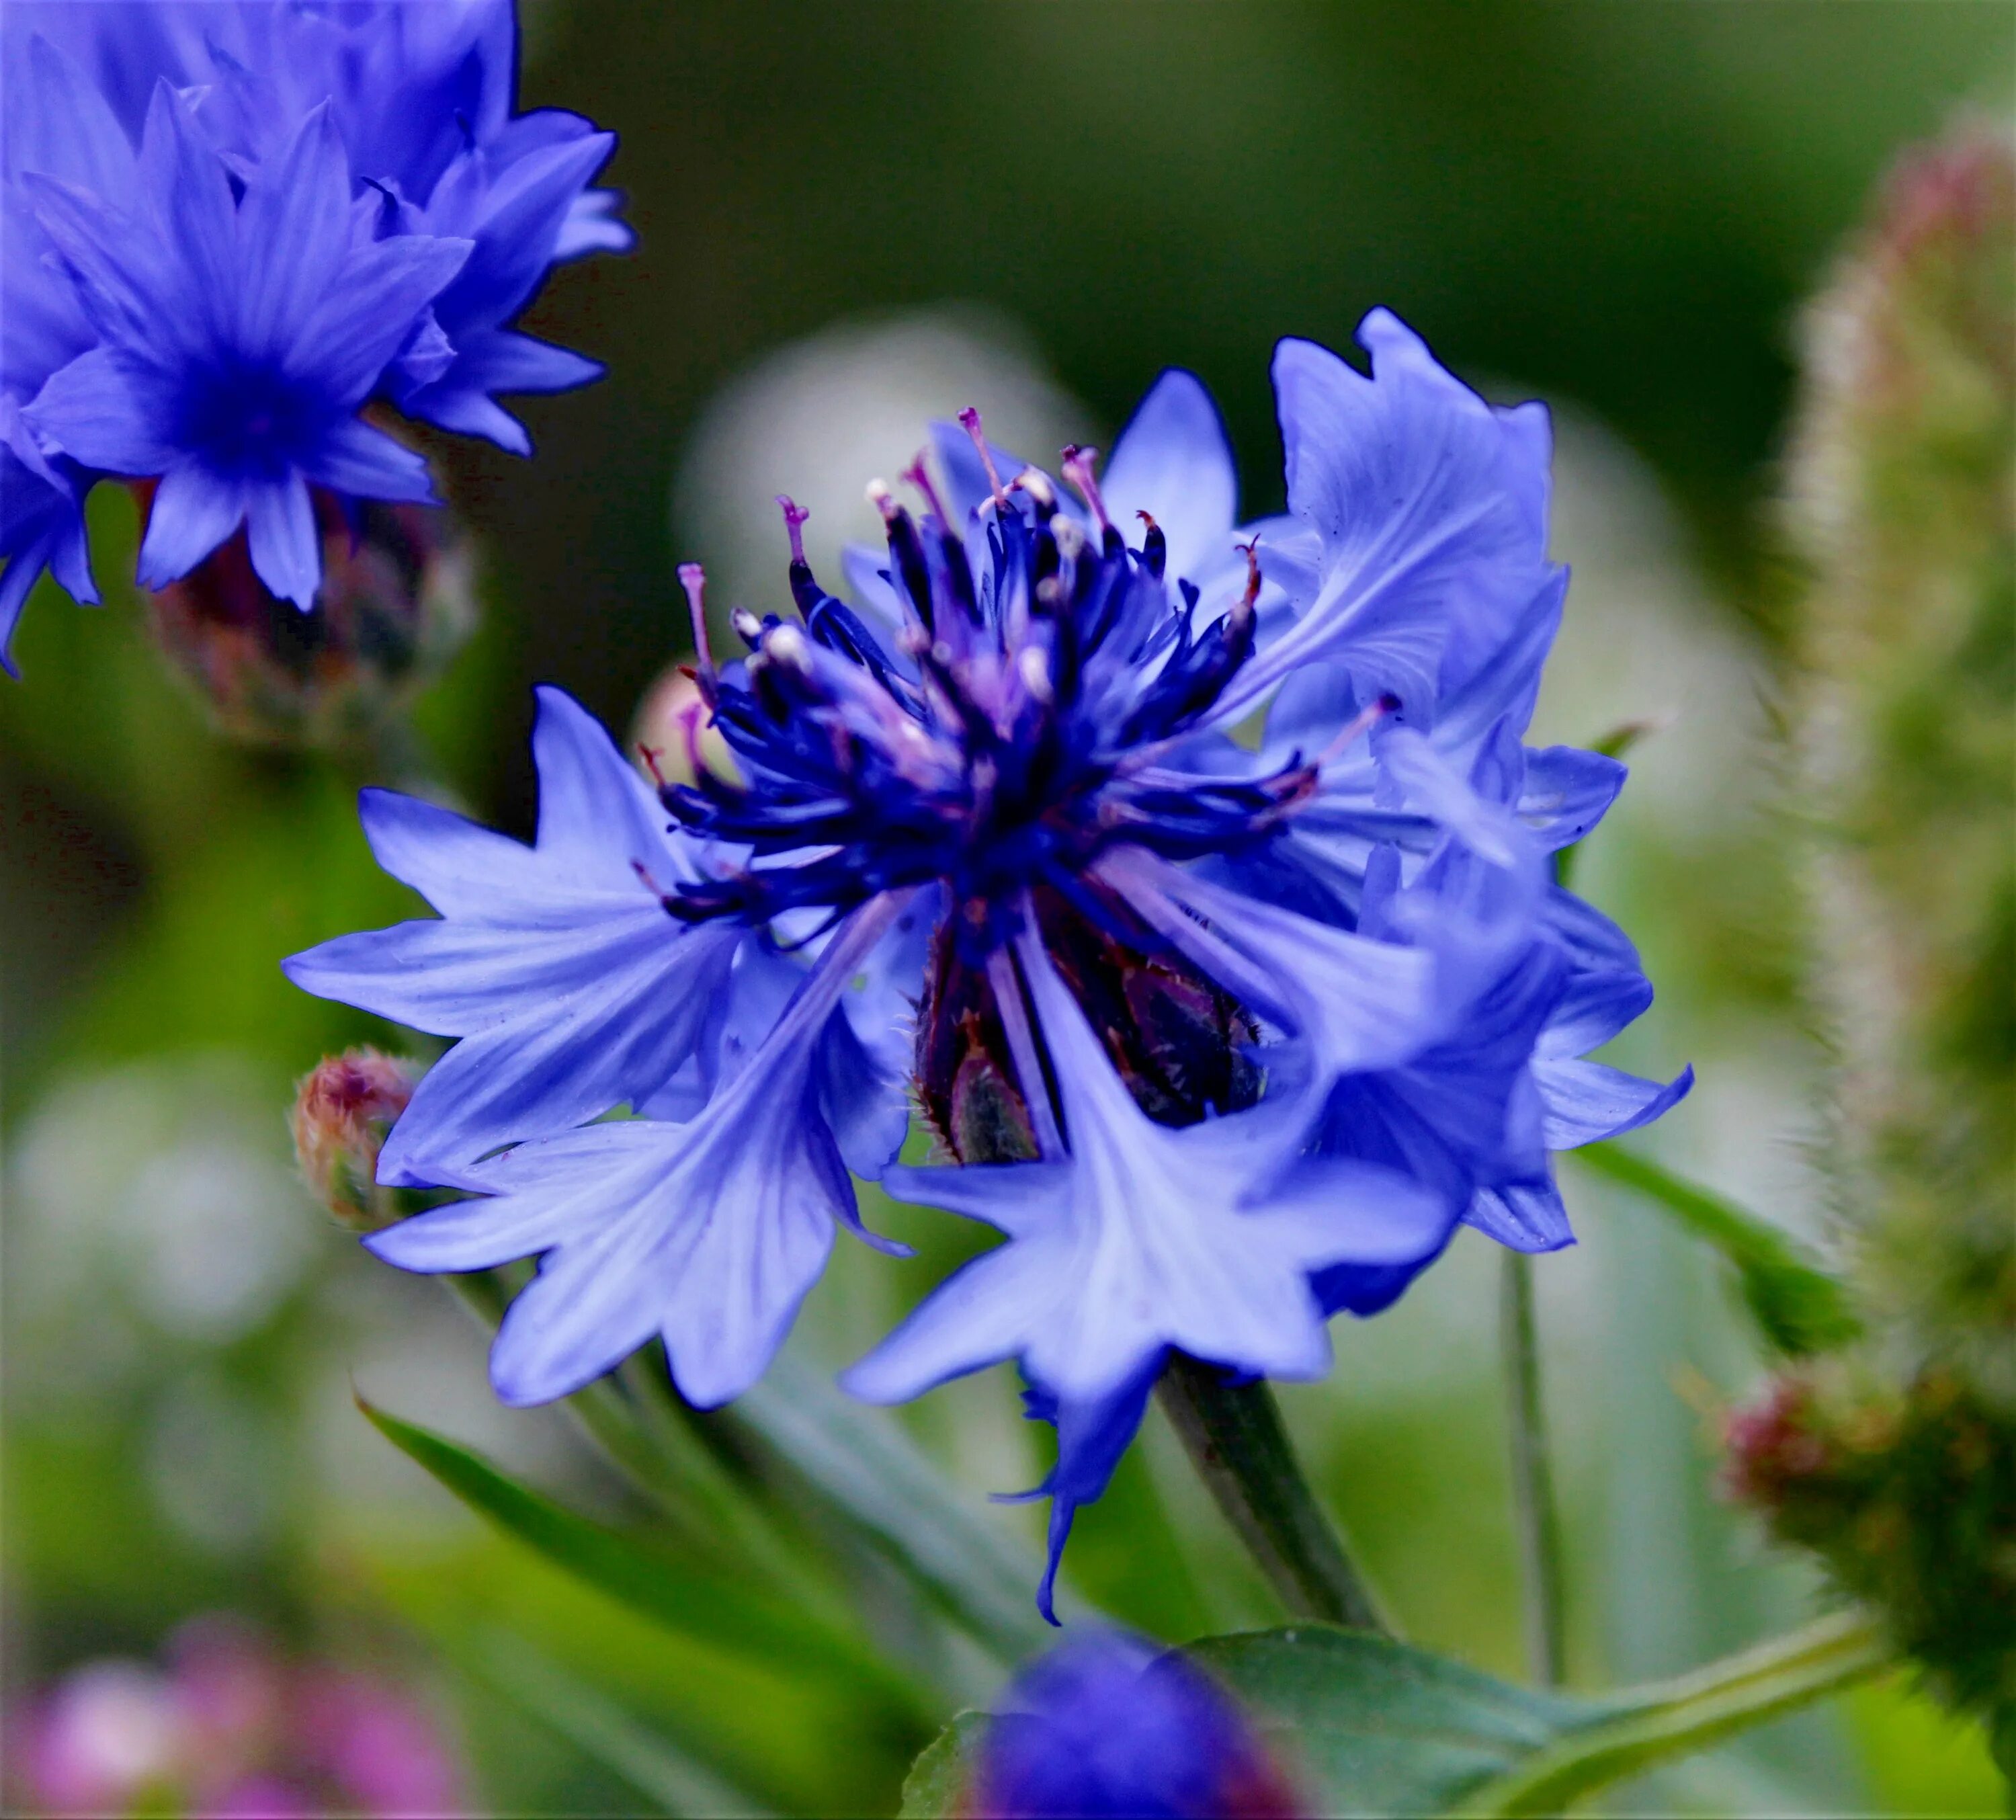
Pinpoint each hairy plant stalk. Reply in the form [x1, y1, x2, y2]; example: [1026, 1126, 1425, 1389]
[1157, 1353, 1394, 1635]
[1501, 1251, 1568, 1686]
[1458, 1610, 1889, 1817]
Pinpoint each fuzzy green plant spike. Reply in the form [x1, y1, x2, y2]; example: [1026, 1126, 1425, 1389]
[1736, 118, 2016, 1755]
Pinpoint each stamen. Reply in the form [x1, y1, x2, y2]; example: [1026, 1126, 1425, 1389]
[1313, 690, 1402, 770]
[1136, 509, 1167, 581]
[677, 562, 712, 669]
[1233, 537, 1263, 620]
[957, 407, 1011, 513]
[899, 451, 954, 531]
[1010, 466, 1056, 512]
[774, 495, 810, 568]
[1052, 517, 1086, 562]
[636, 743, 668, 786]
[765, 622, 812, 670]
[1060, 444, 1110, 535]
[730, 606, 765, 648]
[866, 479, 897, 521]
[1017, 644, 1054, 704]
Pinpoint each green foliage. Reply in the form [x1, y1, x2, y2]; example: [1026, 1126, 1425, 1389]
[896, 1618, 1888, 1819]
[357, 1395, 934, 1725]
[1573, 1143, 1861, 1357]
[896, 1712, 987, 1820]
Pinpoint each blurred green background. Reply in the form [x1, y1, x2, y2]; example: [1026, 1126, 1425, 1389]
[3, 3, 2010, 1813]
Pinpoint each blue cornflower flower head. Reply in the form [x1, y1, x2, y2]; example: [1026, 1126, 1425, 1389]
[0, 1, 627, 661]
[286, 312, 1689, 1608]
[972, 1631, 1299, 1819]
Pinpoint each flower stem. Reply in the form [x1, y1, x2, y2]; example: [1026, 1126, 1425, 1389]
[1500, 1250, 1567, 1686]
[1456, 1610, 1889, 1817]
[1157, 1352, 1393, 1635]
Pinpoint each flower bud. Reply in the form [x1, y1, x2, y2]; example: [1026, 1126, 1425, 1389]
[142, 486, 474, 752]
[972, 1632, 1299, 1819]
[290, 1049, 420, 1231]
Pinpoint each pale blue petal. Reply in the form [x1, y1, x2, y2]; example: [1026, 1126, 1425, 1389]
[1534, 1057, 1694, 1149]
[1098, 369, 1237, 589]
[244, 471, 321, 608]
[135, 460, 245, 585]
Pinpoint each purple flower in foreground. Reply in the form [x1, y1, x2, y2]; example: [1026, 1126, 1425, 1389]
[290, 313, 1689, 1610]
[973, 1631, 1298, 1819]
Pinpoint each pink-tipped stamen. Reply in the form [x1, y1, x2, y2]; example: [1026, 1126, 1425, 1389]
[677, 562, 712, 670]
[774, 495, 810, 567]
[900, 450, 955, 530]
[1314, 690, 1402, 770]
[1060, 444, 1109, 534]
[957, 407, 1011, 513]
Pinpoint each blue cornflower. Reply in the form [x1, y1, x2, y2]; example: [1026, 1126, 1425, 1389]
[24, 88, 470, 608]
[0, 0, 626, 653]
[288, 313, 1689, 1608]
[972, 1631, 1298, 1819]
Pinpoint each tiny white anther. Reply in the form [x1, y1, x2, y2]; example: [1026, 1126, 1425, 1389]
[730, 606, 764, 645]
[1017, 645, 1054, 704]
[1011, 467, 1056, 509]
[866, 479, 898, 520]
[1052, 518, 1085, 561]
[765, 622, 810, 668]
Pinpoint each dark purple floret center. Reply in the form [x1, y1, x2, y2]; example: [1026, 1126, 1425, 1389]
[177, 360, 327, 479]
[657, 451, 1314, 960]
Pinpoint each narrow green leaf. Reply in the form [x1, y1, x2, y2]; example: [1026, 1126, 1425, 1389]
[735, 1354, 1058, 1660]
[1573, 1143, 1862, 1356]
[356, 1393, 933, 1721]
[460, 1628, 776, 1818]
[896, 1710, 989, 1819]
[1154, 1612, 1887, 1817]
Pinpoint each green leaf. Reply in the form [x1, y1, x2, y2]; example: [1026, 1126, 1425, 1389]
[356, 1393, 932, 1723]
[896, 1710, 989, 1819]
[735, 1354, 1058, 1659]
[1572, 1143, 1862, 1356]
[1172, 1612, 1886, 1818]
[458, 1628, 777, 1818]
[1184, 1626, 1598, 1816]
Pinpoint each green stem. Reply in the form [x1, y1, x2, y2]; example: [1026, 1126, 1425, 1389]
[1156, 1352, 1393, 1635]
[1500, 1251, 1567, 1686]
[1459, 1610, 1889, 1817]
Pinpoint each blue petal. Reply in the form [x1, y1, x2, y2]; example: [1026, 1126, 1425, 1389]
[1519, 745, 1626, 852]
[24, 346, 178, 475]
[1098, 369, 1238, 591]
[135, 460, 247, 587]
[1217, 311, 1555, 722]
[244, 472, 320, 607]
[1465, 1178, 1575, 1252]
[1534, 1057, 1694, 1149]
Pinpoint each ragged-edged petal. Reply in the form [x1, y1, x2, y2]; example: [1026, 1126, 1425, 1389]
[1100, 847, 1438, 1083]
[234, 103, 352, 359]
[286, 688, 745, 1176]
[301, 417, 437, 504]
[1215, 311, 1555, 722]
[374, 919, 740, 1184]
[244, 471, 321, 608]
[1023, 1367, 1161, 1626]
[24, 346, 177, 475]
[1519, 745, 1626, 852]
[1534, 1056, 1694, 1150]
[136, 80, 235, 344]
[17, 35, 135, 199]
[1099, 369, 1238, 591]
[556, 188, 633, 259]
[135, 461, 246, 587]
[1466, 1177, 1575, 1252]
[298, 231, 472, 409]
[529, 684, 700, 890]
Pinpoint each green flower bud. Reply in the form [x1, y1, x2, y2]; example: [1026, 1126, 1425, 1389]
[290, 1048, 421, 1232]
